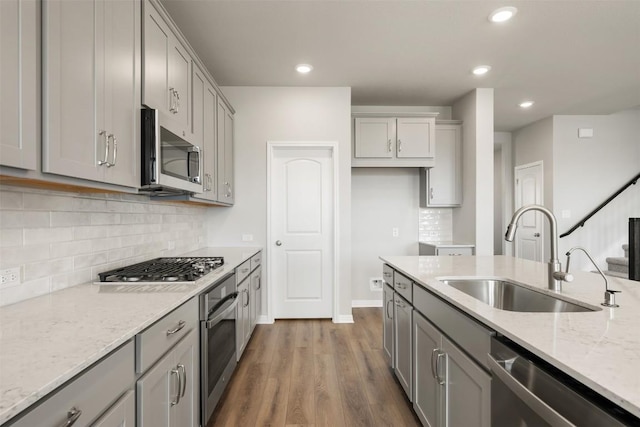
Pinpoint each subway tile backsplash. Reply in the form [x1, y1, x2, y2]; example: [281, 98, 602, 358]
[418, 208, 453, 242]
[0, 186, 207, 306]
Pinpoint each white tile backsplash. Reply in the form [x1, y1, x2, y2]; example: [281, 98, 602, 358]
[0, 185, 207, 306]
[418, 208, 453, 242]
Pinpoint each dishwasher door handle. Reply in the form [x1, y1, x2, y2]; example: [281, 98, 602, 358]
[487, 354, 574, 427]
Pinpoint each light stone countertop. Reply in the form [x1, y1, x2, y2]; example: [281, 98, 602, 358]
[418, 241, 476, 248]
[0, 246, 261, 426]
[380, 255, 640, 419]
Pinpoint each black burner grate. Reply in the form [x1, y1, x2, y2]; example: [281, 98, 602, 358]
[98, 257, 224, 282]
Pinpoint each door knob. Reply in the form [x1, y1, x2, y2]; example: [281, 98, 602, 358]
[534, 233, 541, 237]
[275, 240, 282, 246]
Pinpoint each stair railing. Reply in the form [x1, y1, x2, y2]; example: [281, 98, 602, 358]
[560, 171, 640, 238]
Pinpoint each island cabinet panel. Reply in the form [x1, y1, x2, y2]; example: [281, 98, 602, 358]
[0, 0, 37, 170]
[383, 283, 395, 367]
[413, 312, 443, 427]
[6, 341, 135, 427]
[93, 390, 135, 427]
[394, 292, 413, 401]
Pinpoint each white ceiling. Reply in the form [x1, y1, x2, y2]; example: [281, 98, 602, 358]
[161, 0, 640, 132]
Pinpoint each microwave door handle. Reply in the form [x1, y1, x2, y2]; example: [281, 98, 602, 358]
[187, 146, 201, 184]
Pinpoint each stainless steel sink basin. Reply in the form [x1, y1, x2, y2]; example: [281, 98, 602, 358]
[439, 278, 599, 312]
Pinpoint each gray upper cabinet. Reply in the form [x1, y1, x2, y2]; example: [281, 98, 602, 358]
[143, 0, 191, 141]
[0, 0, 37, 171]
[421, 121, 462, 207]
[217, 98, 234, 205]
[352, 114, 436, 167]
[42, 0, 140, 188]
[192, 76, 218, 202]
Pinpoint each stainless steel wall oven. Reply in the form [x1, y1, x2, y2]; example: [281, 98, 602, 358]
[200, 273, 238, 426]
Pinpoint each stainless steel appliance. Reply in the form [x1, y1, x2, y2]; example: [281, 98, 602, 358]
[489, 336, 637, 426]
[98, 257, 224, 283]
[200, 273, 238, 426]
[140, 107, 202, 195]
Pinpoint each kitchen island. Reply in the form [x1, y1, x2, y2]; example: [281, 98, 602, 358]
[380, 255, 640, 420]
[0, 247, 261, 426]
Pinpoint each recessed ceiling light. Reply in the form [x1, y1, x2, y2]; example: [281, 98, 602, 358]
[489, 7, 517, 23]
[472, 65, 491, 76]
[296, 64, 313, 74]
[519, 101, 534, 108]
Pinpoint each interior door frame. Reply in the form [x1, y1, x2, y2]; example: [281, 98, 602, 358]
[266, 141, 340, 323]
[514, 160, 544, 262]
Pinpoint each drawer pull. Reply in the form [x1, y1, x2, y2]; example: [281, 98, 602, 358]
[166, 320, 186, 336]
[383, 272, 392, 278]
[241, 268, 249, 273]
[396, 282, 407, 289]
[59, 407, 82, 427]
[254, 258, 261, 264]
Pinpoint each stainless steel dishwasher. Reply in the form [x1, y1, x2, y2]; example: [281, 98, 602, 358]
[489, 336, 638, 426]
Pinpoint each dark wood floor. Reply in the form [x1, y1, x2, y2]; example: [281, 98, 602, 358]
[207, 307, 421, 427]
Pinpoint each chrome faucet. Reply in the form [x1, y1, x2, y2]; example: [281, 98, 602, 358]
[505, 205, 573, 291]
[565, 246, 620, 307]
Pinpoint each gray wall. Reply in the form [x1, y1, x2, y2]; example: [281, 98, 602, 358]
[452, 88, 495, 254]
[494, 131, 514, 256]
[205, 86, 353, 322]
[351, 168, 419, 304]
[553, 108, 640, 271]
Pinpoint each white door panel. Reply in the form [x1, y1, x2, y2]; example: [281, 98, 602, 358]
[514, 163, 543, 262]
[270, 145, 335, 319]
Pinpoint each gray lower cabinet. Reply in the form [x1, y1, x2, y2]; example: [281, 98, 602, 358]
[413, 312, 442, 427]
[250, 265, 262, 332]
[394, 292, 413, 401]
[382, 283, 394, 367]
[413, 311, 490, 427]
[236, 277, 251, 360]
[7, 341, 135, 427]
[93, 390, 135, 427]
[137, 328, 199, 427]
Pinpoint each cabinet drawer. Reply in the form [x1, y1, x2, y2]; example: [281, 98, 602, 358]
[437, 247, 473, 256]
[413, 284, 493, 369]
[136, 298, 198, 373]
[236, 259, 251, 284]
[394, 271, 413, 303]
[383, 264, 394, 286]
[250, 251, 262, 271]
[8, 341, 134, 427]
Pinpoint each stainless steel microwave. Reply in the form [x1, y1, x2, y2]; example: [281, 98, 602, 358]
[140, 107, 202, 194]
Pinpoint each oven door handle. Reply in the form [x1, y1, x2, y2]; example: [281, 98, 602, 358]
[487, 354, 573, 427]
[206, 293, 239, 329]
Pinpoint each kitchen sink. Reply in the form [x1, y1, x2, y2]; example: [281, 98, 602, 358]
[438, 278, 600, 312]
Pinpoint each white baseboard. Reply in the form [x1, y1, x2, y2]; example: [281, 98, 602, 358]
[352, 299, 383, 308]
[256, 315, 273, 324]
[333, 314, 354, 323]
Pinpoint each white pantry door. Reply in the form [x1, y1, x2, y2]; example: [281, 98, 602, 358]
[269, 144, 335, 319]
[514, 162, 544, 262]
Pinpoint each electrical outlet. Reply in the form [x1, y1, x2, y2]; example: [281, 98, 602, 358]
[370, 278, 383, 291]
[0, 267, 21, 288]
[392, 227, 399, 237]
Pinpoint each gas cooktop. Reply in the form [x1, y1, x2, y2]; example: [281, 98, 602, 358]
[98, 257, 224, 284]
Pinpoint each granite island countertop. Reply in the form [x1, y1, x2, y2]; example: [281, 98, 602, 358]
[0, 247, 261, 425]
[380, 255, 640, 419]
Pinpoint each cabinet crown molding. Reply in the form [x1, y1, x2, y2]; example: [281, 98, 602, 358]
[352, 112, 440, 118]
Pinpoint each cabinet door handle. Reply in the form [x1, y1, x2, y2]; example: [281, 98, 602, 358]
[178, 363, 187, 398]
[388, 139, 392, 152]
[436, 351, 446, 385]
[430, 187, 434, 200]
[398, 139, 402, 152]
[170, 367, 181, 406]
[431, 348, 439, 380]
[166, 320, 186, 336]
[256, 277, 261, 290]
[175, 90, 180, 113]
[386, 299, 393, 319]
[245, 289, 250, 307]
[169, 88, 175, 112]
[58, 407, 82, 427]
[98, 130, 110, 166]
[106, 134, 116, 167]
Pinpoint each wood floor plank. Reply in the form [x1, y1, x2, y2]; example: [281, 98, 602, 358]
[294, 320, 313, 348]
[286, 347, 316, 425]
[314, 354, 346, 427]
[312, 319, 334, 355]
[254, 377, 290, 427]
